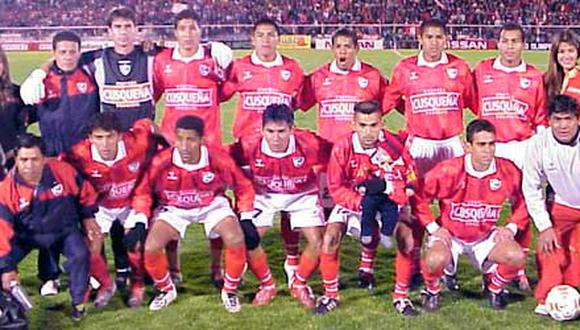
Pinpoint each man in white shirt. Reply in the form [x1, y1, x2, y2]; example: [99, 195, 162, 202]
[522, 94, 580, 315]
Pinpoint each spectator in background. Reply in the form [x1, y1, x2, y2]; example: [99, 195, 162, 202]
[545, 30, 580, 103]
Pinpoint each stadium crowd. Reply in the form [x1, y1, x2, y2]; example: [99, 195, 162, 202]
[0, 4, 579, 327]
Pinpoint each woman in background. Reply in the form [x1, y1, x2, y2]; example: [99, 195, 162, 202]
[545, 30, 580, 103]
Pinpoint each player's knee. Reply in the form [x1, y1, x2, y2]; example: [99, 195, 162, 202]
[424, 251, 447, 273]
[322, 231, 341, 254]
[307, 237, 323, 257]
[68, 244, 89, 267]
[504, 246, 525, 268]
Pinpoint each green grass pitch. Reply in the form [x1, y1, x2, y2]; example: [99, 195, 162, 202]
[5, 50, 573, 329]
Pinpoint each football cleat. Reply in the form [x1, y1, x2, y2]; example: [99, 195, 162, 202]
[221, 290, 241, 313]
[534, 303, 549, 316]
[393, 298, 419, 317]
[94, 282, 117, 309]
[290, 284, 315, 309]
[421, 289, 440, 312]
[115, 270, 130, 291]
[442, 273, 460, 292]
[283, 260, 298, 288]
[170, 272, 184, 286]
[40, 279, 60, 296]
[488, 290, 508, 310]
[314, 296, 339, 315]
[357, 270, 375, 291]
[71, 304, 86, 322]
[149, 286, 177, 311]
[252, 285, 277, 307]
[128, 285, 145, 308]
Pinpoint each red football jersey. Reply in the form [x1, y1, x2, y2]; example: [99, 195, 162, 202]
[230, 129, 332, 195]
[383, 53, 475, 140]
[221, 53, 305, 140]
[64, 119, 154, 209]
[153, 46, 226, 145]
[302, 61, 387, 141]
[415, 155, 529, 243]
[473, 58, 547, 142]
[131, 145, 254, 217]
[327, 129, 415, 212]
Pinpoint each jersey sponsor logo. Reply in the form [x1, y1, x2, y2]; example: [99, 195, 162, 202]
[449, 201, 502, 224]
[51, 183, 64, 196]
[481, 95, 529, 118]
[292, 156, 305, 168]
[254, 174, 310, 193]
[164, 87, 213, 107]
[489, 178, 502, 191]
[163, 190, 213, 208]
[358, 77, 369, 89]
[241, 91, 292, 111]
[319, 96, 361, 119]
[519, 77, 531, 89]
[202, 172, 215, 184]
[280, 69, 291, 81]
[118, 60, 132, 76]
[128, 161, 140, 173]
[101, 82, 153, 107]
[76, 82, 87, 93]
[446, 68, 458, 79]
[105, 180, 136, 199]
[409, 91, 461, 114]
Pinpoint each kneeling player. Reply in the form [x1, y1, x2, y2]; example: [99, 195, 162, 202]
[64, 113, 157, 308]
[417, 119, 528, 311]
[231, 104, 331, 308]
[132, 116, 252, 312]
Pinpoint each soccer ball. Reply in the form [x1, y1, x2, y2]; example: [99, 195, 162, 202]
[545, 285, 580, 321]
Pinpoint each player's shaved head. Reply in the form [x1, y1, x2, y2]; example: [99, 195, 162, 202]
[176, 115, 205, 137]
[419, 19, 446, 37]
[262, 104, 294, 127]
[466, 119, 496, 143]
[107, 7, 137, 27]
[253, 18, 280, 35]
[174, 9, 200, 28]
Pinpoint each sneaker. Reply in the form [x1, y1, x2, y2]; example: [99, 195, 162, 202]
[171, 272, 183, 286]
[442, 273, 460, 292]
[128, 285, 145, 308]
[357, 270, 375, 291]
[94, 282, 117, 308]
[40, 279, 60, 296]
[421, 289, 440, 312]
[534, 303, 549, 316]
[313, 296, 339, 315]
[283, 260, 298, 288]
[221, 290, 241, 313]
[252, 285, 277, 307]
[290, 284, 315, 309]
[115, 270, 130, 290]
[488, 290, 507, 310]
[393, 298, 419, 317]
[149, 286, 177, 311]
[71, 304, 86, 322]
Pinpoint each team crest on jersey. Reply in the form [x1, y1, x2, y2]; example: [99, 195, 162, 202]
[255, 159, 265, 168]
[409, 71, 419, 80]
[202, 172, 215, 183]
[128, 161, 140, 173]
[358, 77, 369, 89]
[292, 156, 305, 168]
[167, 171, 178, 181]
[118, 60, 132, 76]
[489, 178, 502, 191]
[322, 77, 332, 86]
[519, 78, 531, 89]
[199, 64, 210, 77]
[280, 69, 291, 81]
[446, 68, 458, 79]
[483, 75, 493, 84]
[76, 82, 87, 93]
[242, 71, 253, 81]
[51, 183, 64, 196]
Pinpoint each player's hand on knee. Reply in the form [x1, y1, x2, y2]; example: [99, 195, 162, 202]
[20, 69, 47, 105]
[432, 227, 452, 248]
[123, 223, 147, 250]
[239, 215, 260, 250]
[494, 227, 515, 244]
[1, 271, 18, 292]
[82, 218, 101, 241]
[538, 227, 560, 254]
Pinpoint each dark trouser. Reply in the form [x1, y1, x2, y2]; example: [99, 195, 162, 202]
[109, 220, 130, 273]
[361, 194, 399, 239]
[7, 231, 89, 305]
[37, 247, 61, 282]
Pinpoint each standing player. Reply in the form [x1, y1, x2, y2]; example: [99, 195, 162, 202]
[64, 113, 157, 308]
[301, 28, 388, 289]
[220, 18, 305, 286]
[382, 19, 474, 313]
[316, 101, 413, 314]
[472, 22, 547, 291]
[132, 116, 252, 313]
[230, 104, 331, 308]
[522, 95, 580, 315]
[417, 119, 528, 311]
